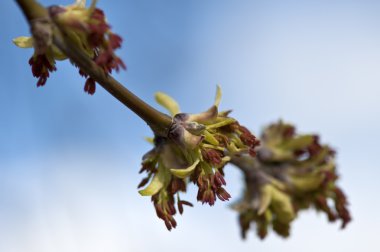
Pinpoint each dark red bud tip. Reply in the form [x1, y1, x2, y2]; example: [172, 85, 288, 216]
[215, 171, 226, 186]
[216, 187, 231, 201]
[170, 178, 186, 194]
[178, 200, 193, 215]
[137, 177, 150, 189]
[78, 69, 88, 78]
[29, 55, 57, 87]
[237, 124, 260, 156]
[116, 57, 127, 71]
[84, 77, 96, 95]
[178, 201, 184, 215]
[164, 220, 172, 231]
[283, 126, 295, 138]
[180, 200, 193, 207]
[334, 187, 351, 228]
[258, 230, 267, 240]
[202, 149, 223, 166]
[37, 76, 48, 87]
[109, 34, 123, 49]
[249, 148, 257, 157]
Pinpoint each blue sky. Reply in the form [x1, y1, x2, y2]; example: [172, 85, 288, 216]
[0, 0, 379, 251]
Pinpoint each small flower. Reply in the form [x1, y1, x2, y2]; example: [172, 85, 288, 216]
[28, 54, 57, 87]
[138, 86, 260, 230]
[13, 0, 125, 94]
[84, 77, 96, 94]
[232, 120, 351, 239]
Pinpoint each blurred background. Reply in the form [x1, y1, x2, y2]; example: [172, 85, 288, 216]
[1, 0, 379, 251]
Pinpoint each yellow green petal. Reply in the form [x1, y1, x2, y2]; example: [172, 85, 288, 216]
[227, 142, 242, 153]
[214, 85, 222, 107]
[281, 135, 314, 150]
[13, 36, 33, 48]
[201, 143, 224, 151]
[206, 117, 236, 130]
[144, 137, 154, 144]
[170, 159, 200, 179]
[258, 185, 272, 215]
[290, 173, 324, 192]
[155, 92, 180, 116]
[139, 165, 167, 196]
[203, 130, 219, 145]
[270, 186, 295, 223]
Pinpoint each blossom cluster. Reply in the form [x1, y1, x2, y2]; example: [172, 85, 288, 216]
[13, 0, 352, 240]
[138, 87, 260, 230]
[13, 0, 125, 94]
[232, 121, 351, 239]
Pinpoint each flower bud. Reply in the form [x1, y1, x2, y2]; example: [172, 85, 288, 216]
[232, 120, 351, 239]
[13, 0, 125, 93]
[138, 86, 260, 229]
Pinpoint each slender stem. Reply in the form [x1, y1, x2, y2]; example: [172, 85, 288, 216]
[52, 31, 172, 136]
[15, 0, 47, 21]
[15, 0, 172, 137]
